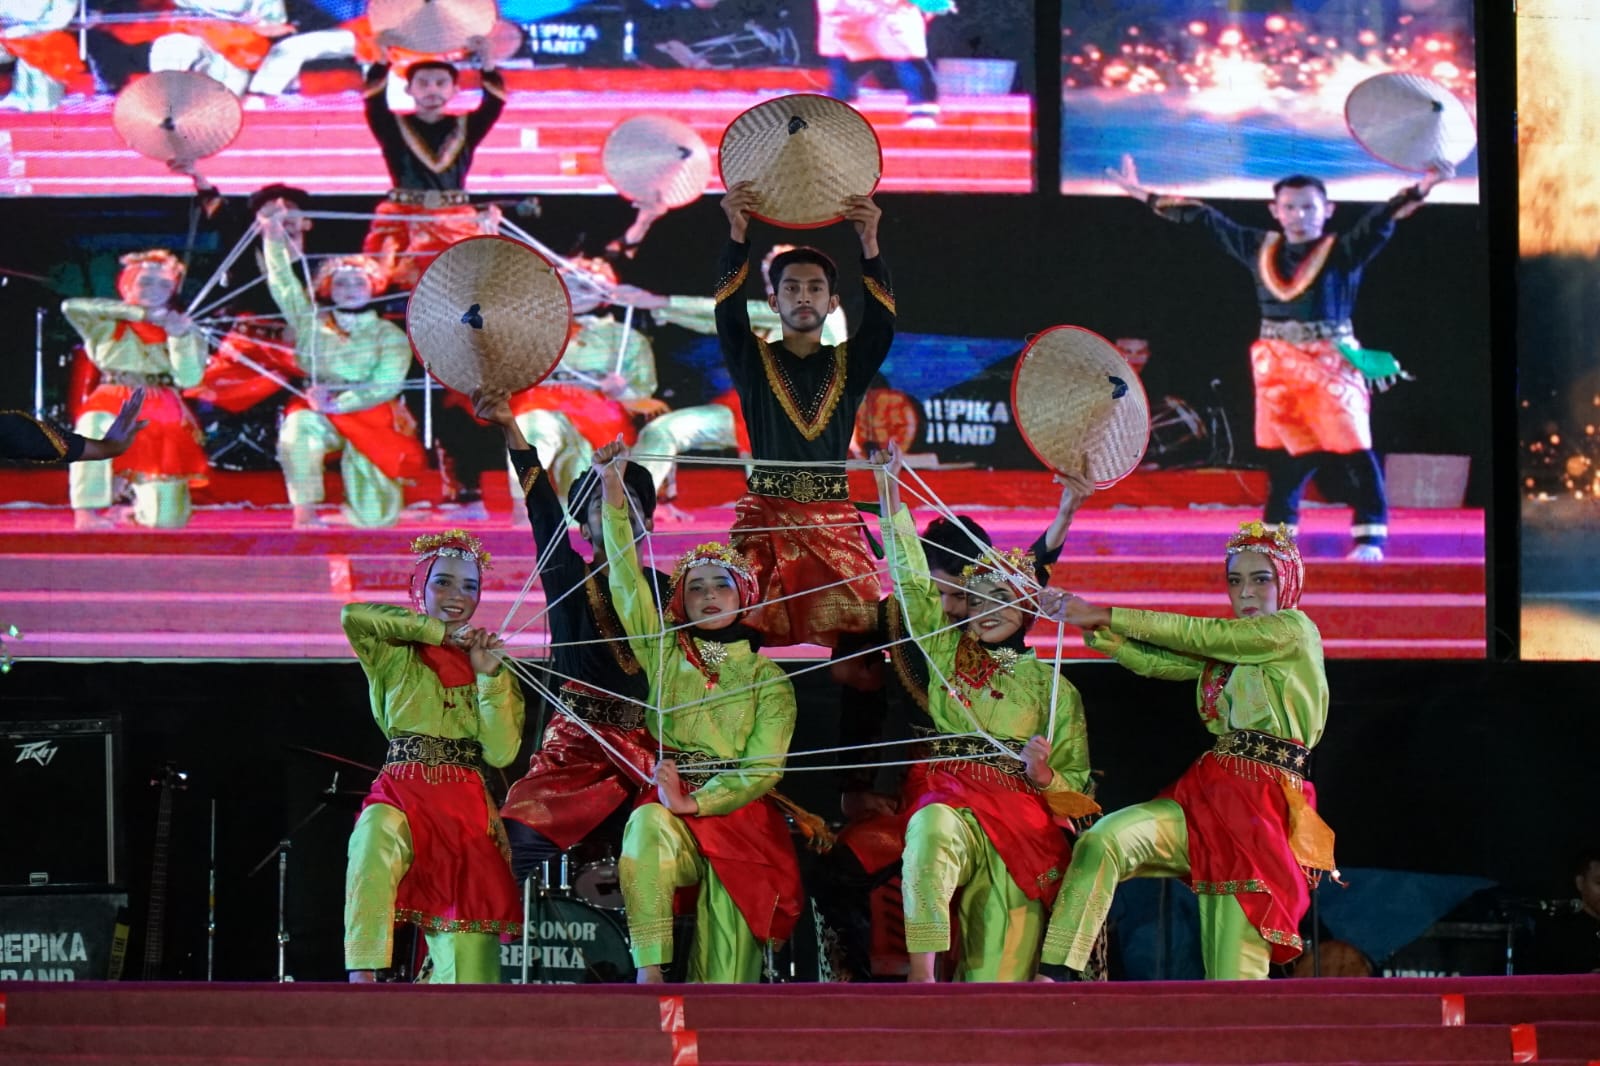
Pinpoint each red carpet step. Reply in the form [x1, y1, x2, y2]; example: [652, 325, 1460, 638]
[0, 977, 1596, 1065]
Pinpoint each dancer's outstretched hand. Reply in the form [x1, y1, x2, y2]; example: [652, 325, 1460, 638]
[842, 194, 881, 258]
[1058, 594, 1112, 630]
[1036, 588, 1068, 623]
[870, 442, 903, 512]
[1104, 154, 1153, 200]
[82, 387, 148, 460]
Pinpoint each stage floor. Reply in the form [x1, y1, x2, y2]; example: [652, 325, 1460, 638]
[0, 975, 1596, 1064]
[0, 467, 1485, 662]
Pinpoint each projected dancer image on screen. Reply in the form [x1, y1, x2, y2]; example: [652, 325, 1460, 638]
[63, 251, 211, 531]
[1106, 155, 1452, 561]
[361, 33, 504, 291]
[1036, 521, 1335, 982]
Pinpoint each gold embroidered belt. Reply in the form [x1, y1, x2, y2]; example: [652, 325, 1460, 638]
[560, 684, 644, 731]
[915, 729, 1029, 779]
[385, 734, 483, 770]
[746, 466, 849, 504]
[1212, 729, 1311, 778]
[666, 750, 740, 789]
[387, 188, 471, 208]
[1258, 319, 1353, 344]
[102, 370, 174, 388]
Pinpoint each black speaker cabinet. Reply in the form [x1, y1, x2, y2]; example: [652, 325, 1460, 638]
[0, 718, 120, 889]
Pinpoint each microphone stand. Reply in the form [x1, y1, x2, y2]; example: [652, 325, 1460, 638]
[247, 773, 337, 982]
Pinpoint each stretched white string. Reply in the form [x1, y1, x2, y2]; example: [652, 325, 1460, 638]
[487, 453, 1067, 772]
[674, 732, 986, 768]
[185, 218, 260, 316]
[490, 650, 653, 785]
[876, 464, 1019, 762]
[1047, 614, 1066, 746]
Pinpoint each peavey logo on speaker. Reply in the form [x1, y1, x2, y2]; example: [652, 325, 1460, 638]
[15, 740, 59, 766]
[0, 931, 91, 981]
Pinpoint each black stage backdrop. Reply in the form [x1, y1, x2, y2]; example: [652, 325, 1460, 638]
[1, 657, 1593, 982]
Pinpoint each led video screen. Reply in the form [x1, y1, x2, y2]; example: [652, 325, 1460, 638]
[1061, 0, 1478, 202]
[1, 0, 1035, 198]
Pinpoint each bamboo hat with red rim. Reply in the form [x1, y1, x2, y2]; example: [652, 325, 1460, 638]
[718, 93, 882, 229]
[1012, 325, 1150, 489]
[406, 235, 572, 395]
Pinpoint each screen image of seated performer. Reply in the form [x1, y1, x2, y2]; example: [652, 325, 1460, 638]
[1107, 156, 1450, 562]
[362, 35, 504, 292]
[1, 0, 83, 112]
[715, 183, 894, 648]
[595, 441, 803, 984]
[633, 244, 849, 517]
[872, 445, 1094, 982]
[260, 203, 425, 528]
[507, 265, 666, 506]
[63, 250, 210, 530]
[472, 391, 669, 883]
[816, 476, 1090, 981]
[342, 529, 525, 983]
[1, 390, 145, 465]
[1038, 521, 1336, 981]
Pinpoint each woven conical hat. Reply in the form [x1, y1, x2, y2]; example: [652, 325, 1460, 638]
[1012, 325, 1150, 488]
[603, 115, 712, 209]
[112, 71, 242, 164]
[718, 94, 882, 229]
[406, 236, 571, 396]
[366, 0, 497, 56]
[1345, 72, 1476, 172]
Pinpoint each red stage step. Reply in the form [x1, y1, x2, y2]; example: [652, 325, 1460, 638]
[0, 977, 1595, 1064]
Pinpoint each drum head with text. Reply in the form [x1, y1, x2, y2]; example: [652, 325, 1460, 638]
[499, 896, 633, 984]
[1012, 325, 1150, 488]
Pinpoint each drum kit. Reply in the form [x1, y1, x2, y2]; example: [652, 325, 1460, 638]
[508, 847, 635, 984]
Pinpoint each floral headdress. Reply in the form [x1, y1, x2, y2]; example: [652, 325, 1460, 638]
[408, 528, 492, 611]
[1224, 521, 1303, 610]
[667, 541, 760, 689]
[667, 541, 758, 624]
[314, 255, 389, 301]
[961, 546, 1041, 598]
[116, 249, 185, 303]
